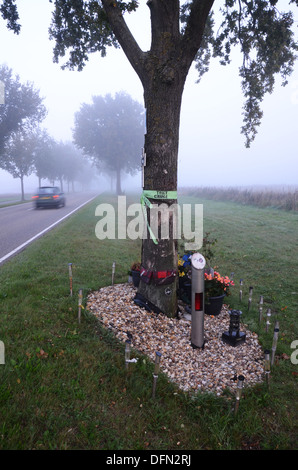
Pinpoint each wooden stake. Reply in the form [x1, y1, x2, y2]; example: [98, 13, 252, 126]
[78, 288, 83, 324]
[68, 263, 73, 296]
[239, 279, 243, 302]
[112, 261, 116, 286]
[259, 295, 264, 322]
[248, 286, 253, 311]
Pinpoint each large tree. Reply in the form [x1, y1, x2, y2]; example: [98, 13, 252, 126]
[73, 91, 144, 194]
[1, 127, 37, 200]
[0, 65, 47, 154]
[32, 128, 57, 187]
[2, 0, 297, 316]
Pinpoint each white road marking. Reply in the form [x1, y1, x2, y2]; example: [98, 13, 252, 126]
[0, 196, 97, 265]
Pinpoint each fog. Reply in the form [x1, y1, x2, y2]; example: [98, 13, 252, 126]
[0, 0, 297, 195]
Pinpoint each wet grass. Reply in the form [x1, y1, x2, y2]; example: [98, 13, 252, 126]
[0, 192, 297, 450]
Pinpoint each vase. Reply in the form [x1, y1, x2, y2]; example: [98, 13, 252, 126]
[205, 294, 225, 316]
[178, 277, 191, 304]
[131, 270, 140, 287]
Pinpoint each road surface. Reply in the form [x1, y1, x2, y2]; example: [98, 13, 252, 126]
[0, 192, 98, 265]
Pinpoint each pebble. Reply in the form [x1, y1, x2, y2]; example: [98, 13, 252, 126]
[87, 283, 265, 396]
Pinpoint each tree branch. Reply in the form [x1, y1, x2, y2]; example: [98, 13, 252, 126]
[101, 0, 146, 82]
[180, 0, 215, 72]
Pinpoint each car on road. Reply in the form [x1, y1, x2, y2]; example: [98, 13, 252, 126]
[32, 187, 66, 209]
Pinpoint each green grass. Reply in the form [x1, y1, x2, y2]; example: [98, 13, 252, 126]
[0, 193, 297, 450]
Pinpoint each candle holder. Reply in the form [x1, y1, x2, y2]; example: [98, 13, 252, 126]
[222, 310, 246, 347]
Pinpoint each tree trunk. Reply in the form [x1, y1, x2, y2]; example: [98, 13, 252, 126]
[116, 166, 122, 195]
[137, 66, 186, 317]
[20, 174, 25, 201]
[101, 0, 214, 317]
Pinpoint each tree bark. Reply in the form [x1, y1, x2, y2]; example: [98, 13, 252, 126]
[102, 0, 214, 316]
[137, 59, 186, 316]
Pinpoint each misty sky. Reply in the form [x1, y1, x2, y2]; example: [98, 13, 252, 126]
[0, 0, 297, 194]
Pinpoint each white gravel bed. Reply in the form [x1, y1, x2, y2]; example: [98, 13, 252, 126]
[87, 283, 265, 396]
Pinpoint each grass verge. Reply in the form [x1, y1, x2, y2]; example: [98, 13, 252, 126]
[0, 193, 297, 450]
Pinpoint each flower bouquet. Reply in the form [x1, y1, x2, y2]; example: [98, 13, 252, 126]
[204, 270, 234, 298]
[204, 270, 234, 315]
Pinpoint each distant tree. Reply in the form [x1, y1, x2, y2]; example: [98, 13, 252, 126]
[0, 65, 47, 154]
[32, 128, 57, 186]
[1, 127, 37, 200]
[73, 92, 144, 195]
[54, 141, 86, 191]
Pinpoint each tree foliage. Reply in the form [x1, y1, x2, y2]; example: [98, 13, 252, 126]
[1, 1, 297, 144]
[45, 1, 298, 146]
[0, 65, 47, 153]
[0, 0, 20, 33]
[0, 127, 37, 199]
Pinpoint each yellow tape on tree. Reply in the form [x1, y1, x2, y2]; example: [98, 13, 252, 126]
[141, 190, 178, 245]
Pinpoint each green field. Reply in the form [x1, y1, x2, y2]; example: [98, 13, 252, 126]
[0, 193, 297, 450]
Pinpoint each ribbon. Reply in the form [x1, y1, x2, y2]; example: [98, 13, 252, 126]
[140, 190, 178, 245]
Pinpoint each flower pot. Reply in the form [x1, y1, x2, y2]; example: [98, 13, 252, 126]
[205, 294, 225, 316]
[178, 277, 191, 304]
[131, 270, 140, 287]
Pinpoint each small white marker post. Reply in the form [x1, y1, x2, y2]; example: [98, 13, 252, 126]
[264, 349, 271, 389]
[68, 263, 73, 296]
[125, 340, 131, 370]
[248, 286, 253, 311]
[112, 261, 116, 286]
[78, 289, 83, 324]
[239, 279, 243, 302]
[234, 375, 245, 415]
[266, 309, 271, 333]
[271, 327, 279, 366]
[152, 351, 162, 399]
[259, 295, 264, 323]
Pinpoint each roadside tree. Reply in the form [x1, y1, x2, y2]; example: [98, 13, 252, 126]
[2, 1, 297, 316]
[0, 65, 46, 154]
[1, 127, 37, 200]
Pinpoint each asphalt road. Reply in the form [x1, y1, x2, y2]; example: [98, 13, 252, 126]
[0, 192, 98, 265]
